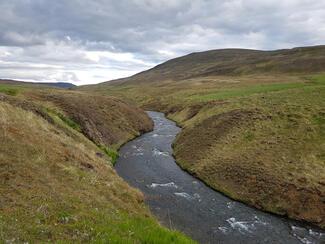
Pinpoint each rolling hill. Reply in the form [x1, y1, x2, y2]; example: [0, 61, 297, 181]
[93, 45, 325, 86]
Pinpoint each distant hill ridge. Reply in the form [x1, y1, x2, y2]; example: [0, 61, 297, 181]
[100, 45, 325, 85]
[0, 79, 76, 89]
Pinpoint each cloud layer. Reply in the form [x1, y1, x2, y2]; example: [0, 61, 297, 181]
[0, 0, 324, 84]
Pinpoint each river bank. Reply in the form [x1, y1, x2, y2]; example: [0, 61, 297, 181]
[115, 111, 325, 244]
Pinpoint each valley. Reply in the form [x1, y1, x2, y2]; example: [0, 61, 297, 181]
[81, 46, 325, 229]
[1, 45, 324, 243]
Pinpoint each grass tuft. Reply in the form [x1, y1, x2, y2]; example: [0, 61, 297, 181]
[45, 108, 81, 132]
[56, 112, 81, 132]
[309, 74, 325, 84]
[98, 145, 119, 165]
[243, 130, 255, 141]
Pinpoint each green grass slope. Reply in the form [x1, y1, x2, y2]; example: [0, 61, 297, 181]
[0, 86, 194, 243]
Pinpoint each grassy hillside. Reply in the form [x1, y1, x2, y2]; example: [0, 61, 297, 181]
[80, 46, 325, 228]
[85, 45, 325, 86]
[0, 86, 194, 243]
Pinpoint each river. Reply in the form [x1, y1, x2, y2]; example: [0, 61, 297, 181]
[115, 111, 324, 244]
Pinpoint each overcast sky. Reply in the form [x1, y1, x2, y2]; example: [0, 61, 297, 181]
[0, 0, 324, 85]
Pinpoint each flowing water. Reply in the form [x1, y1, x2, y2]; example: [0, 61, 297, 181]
[115, 111, 325, 244]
